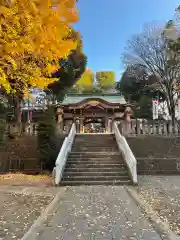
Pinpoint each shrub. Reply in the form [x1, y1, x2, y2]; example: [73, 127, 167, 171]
[0, 118, 7, 148]
[37, 107, 57, 170]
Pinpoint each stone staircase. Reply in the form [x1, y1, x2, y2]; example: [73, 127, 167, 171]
[60, 134, 132, 185]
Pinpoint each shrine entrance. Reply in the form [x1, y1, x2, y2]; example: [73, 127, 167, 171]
[83, 117, 105, 133]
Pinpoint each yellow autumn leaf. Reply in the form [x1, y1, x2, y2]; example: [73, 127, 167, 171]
[0, 0, 78, 94]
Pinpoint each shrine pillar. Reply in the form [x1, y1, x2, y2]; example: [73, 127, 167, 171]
[108, 118, 112, 133]
[80, 118, 84, 133]
[105, 117, 108, 133]
[75, 118, 80, 133]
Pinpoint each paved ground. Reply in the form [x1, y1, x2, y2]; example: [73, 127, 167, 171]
[136, 176, 180, 237]
[31, 186, 161, 240]
[0, 178, 58, 240]
[1, 175, 179, 239]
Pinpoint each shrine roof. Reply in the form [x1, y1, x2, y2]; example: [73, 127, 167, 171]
[60, 94, 126, 105]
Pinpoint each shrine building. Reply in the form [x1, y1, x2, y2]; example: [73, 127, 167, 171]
[56, 93, 132, 133]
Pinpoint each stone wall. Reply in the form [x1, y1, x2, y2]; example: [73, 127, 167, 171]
[137, 158, 180, 174]
[0, 136, 40, 173]
[0, 134, 67, 173]
[126, 136, 180, 174]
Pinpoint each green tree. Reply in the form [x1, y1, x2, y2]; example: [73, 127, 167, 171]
[116, 66, 166, 119]
[47, 31, 87, 101]
[116, 66, 147, 103]
[134, 96, 152, 119]
[96, 71, 115, 91]
[164, 7, 180, 52]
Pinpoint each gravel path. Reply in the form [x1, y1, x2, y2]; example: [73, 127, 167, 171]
[136, 176, 180, 236]
[33, 186, 161, 240]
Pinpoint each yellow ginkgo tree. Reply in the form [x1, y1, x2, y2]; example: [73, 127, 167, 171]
[0, 0, 78, 121]
[75, 68, 94, 92]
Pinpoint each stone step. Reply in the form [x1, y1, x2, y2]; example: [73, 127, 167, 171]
[73, 141, 116, 144]
[73, 142, 116, 145]
[68, 156, 123, 160]
[72, 146, 117, 149]
[74, 138, 116, 141]
[75, 134, 114, 137]
[72, 148, 118, 152]
[74, 139, 116, 140]
[74, 140, 116, 142]
[65, 163, 126, 168]
[63, 171, 128, 176]
[62, 175, 129, 181]
[67, 158, 123, 162]
[72, 145, 117, 148]
[73, 143, 117, 146]
[75, 136, 115, 138]
[68, 154, 122, 157]
[64, 167, 126, 172]
[74, 136, 115, 139]
[60, 180, 132, 186]
[66, 159, 124, 164]
[73, 147, 117, 149]
[71, 151, 119, 153]
[69, 152, 121, 156]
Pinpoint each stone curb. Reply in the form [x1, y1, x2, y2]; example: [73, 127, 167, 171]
[126, 187, 179, 240]
[21, 187, 67, 240]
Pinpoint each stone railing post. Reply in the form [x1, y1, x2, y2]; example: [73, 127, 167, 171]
[136, 120, 141, 135]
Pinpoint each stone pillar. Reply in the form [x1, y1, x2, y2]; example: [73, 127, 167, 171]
[105, 117, 108, 133]
[75, 118, 80, 133]
[136, 120, 141, 135]
[108, 118, 112, 133]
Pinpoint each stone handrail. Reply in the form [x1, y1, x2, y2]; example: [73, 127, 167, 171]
[54, 123, 76, 185]
[112, 121, 137, 184]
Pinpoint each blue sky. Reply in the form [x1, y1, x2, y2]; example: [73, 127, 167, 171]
[74, 0, 180, 81]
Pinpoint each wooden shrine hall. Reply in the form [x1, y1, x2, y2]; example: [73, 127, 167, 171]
[57, 94, 132, 133]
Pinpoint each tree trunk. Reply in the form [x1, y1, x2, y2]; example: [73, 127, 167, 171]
[14, 95, 21, 123]
[167, 95, 176, 128]
[14, 94, 22, 135]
